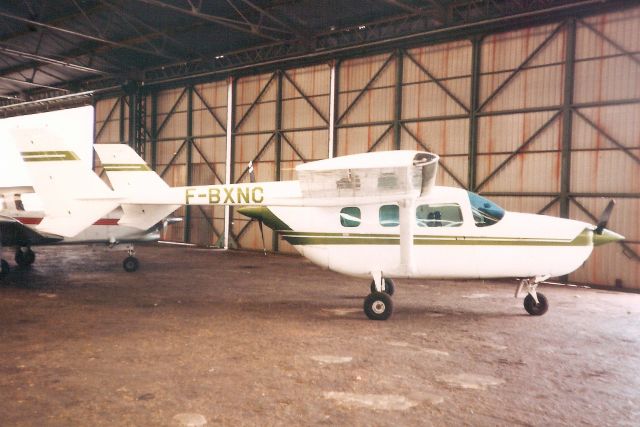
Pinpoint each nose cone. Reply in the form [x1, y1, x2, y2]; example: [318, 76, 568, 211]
[593, 228, 625, 246]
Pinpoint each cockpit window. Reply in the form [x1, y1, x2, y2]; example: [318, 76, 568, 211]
[416, 203, 463, 227]
[467, 192, 505, 227]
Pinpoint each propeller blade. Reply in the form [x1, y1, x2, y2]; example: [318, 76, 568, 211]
[248, 160, 255, 184]
[595, 200, 615, 235]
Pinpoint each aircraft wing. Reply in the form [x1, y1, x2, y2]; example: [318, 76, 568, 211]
[0, 215, 63, 246]
[295, 151, 439, 200]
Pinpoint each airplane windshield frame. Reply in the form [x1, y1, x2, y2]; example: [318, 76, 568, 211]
[467, 192, 505, 227]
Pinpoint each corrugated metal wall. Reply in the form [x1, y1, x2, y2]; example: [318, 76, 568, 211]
[94, 6, 640, 289]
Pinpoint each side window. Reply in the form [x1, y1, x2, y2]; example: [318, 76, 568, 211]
[340, 207, 361, 227]
[379, 205, 399, 227]
[416, 203, 463, 227]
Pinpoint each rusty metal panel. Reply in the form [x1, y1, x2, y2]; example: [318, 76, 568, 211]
[400, 119, 469, 188]
[282, 64, 330, 131]
[487, 196, 560, 217]
[94, 97, 123, 144]
[189, 205, 225, 247]
[156, 139, 187, 186]
[480, 23, 565, 112]
[193, 81, 227, 137]
[476, 111, 562, 193]
[403, 40, 471, 119]
[280, 130, 329, 179]
[575, 8, 640, 104]
[338, 53, 395, 125]
[337, 125, 393, 156]
[235, 73, 277, 134]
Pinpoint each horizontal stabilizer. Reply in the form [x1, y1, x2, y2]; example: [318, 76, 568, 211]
[118, 204, 181, 230]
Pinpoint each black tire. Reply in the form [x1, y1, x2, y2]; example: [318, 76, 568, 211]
[0, 259, 9, 278]
[123, 256, 139, 273]
[370, 278, 395, 296]
[363, 292, 393, 321]
[524, 293, 548, 316]
[15, 249, 35, 267]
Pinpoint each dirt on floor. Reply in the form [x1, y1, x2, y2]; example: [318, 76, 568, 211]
[0, 245, 639, 427]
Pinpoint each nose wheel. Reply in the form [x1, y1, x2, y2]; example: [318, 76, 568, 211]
[516, 276, 550, 316]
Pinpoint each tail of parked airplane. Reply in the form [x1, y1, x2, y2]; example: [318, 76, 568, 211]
[12, 128, 120, 237]
[93, 144, 180, 230]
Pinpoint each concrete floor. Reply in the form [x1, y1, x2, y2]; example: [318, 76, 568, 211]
[0, 245, 639, 427]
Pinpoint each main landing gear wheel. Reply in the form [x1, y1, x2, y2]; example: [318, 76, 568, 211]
[0, 259, 9, 278]
[524, 293, 548, 316]
[364, 291, 393, 321]
[15, 248, 35, 268]
[370, 278, 395, 296]
[123, 256, 139, 273]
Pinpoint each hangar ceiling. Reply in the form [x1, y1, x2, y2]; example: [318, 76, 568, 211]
[0, 0, 626, 117]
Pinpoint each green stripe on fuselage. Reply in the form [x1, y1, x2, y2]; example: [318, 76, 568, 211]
[280, 229, 593, 247]
[21, 150, 80, 162]
[102, 163, 151, 172]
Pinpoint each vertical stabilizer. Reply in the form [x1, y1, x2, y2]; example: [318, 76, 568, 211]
[94, 144, 179, 230]
[13, 128, 120, 237]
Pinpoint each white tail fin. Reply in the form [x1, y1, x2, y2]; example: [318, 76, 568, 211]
[13, 128, 120, 237]
[94, 144, 179, 230]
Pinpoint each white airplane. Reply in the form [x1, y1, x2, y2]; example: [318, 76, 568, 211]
[96, 144, 625, 320]
[0, 129, 179, 279]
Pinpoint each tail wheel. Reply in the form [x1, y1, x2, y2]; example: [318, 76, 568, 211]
[364, 292, 393, 321]
[123, 256, 139, 273]
[370, 278, 395, 296]
[524, 293, 548, 316]
[0, 259, 9, 278]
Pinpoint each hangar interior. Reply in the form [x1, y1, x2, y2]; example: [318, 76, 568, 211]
[1, 1, 640, 426]
[0, 0, 638, 290]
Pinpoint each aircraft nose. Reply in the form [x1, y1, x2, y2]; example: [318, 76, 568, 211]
[593, 228, 625, 246]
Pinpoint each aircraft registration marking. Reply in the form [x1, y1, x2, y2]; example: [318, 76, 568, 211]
[185, 186, 264, 205]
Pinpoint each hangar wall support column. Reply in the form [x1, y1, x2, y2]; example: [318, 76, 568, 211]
[468, 37, 481, 191]
[560, 18, 577, 220]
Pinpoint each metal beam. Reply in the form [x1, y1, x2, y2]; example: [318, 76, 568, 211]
[560, 18, 576, 219]
[468, 36, 481, 191]
[328, 60, 339, 158]
[184, 86, 194, 243]
[133, 0, 289, 41]
[394, 49, 403, 150]
[0, 44, 109, 75]
[224, 77, 235, 249]
[0, 9, 179, 60]
[273, 70, 283, 251]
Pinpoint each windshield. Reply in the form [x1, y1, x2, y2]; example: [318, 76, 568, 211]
[467, 192, 505, 227]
